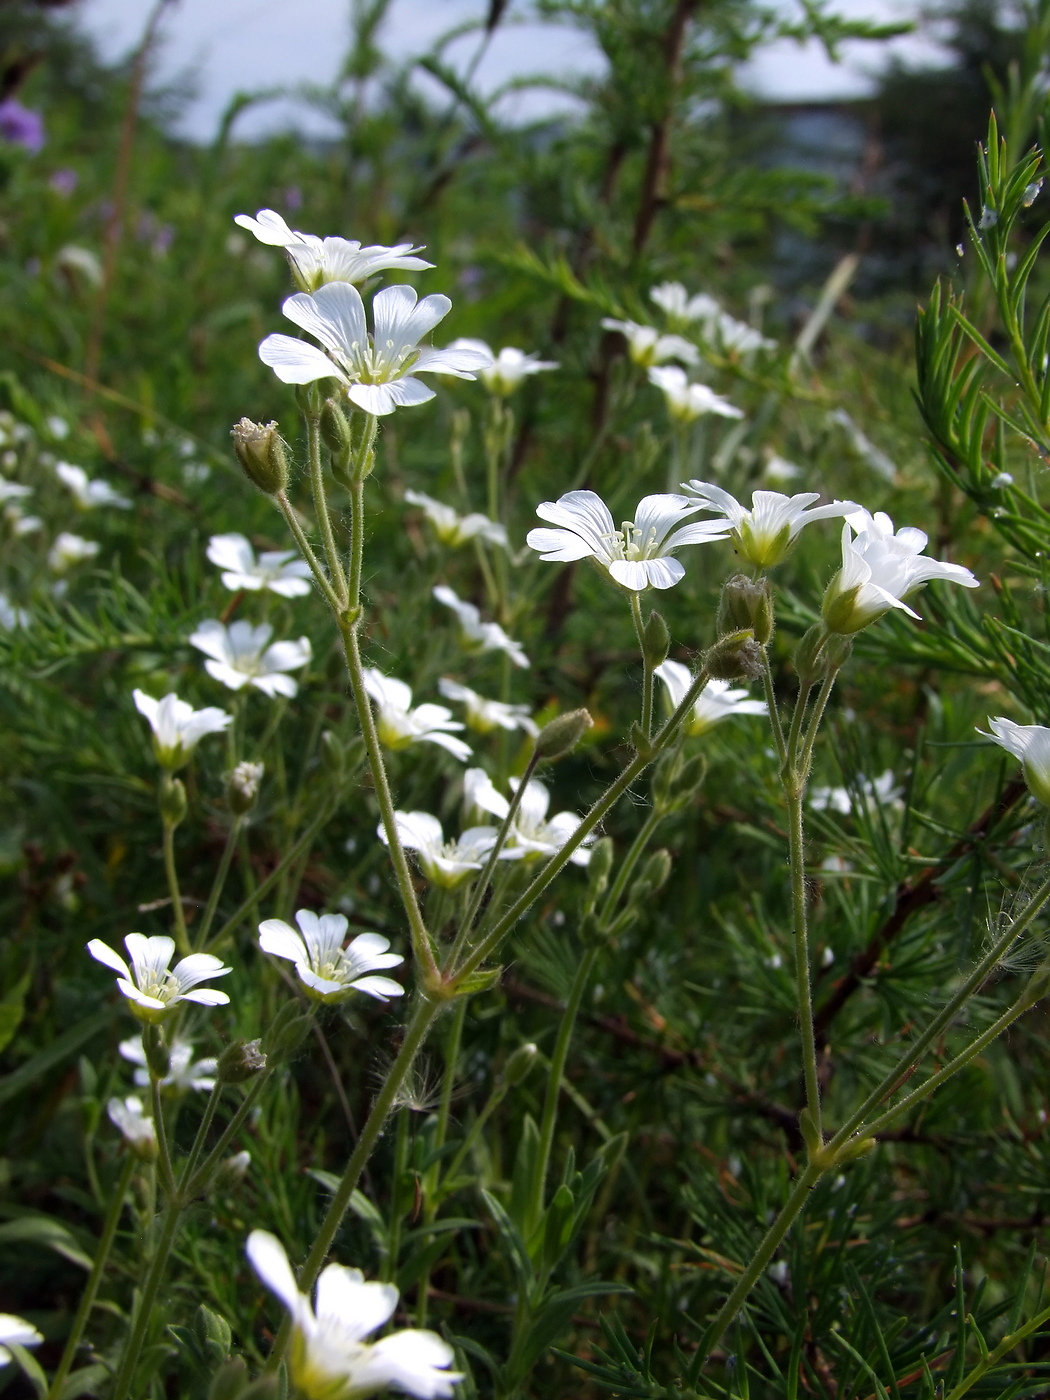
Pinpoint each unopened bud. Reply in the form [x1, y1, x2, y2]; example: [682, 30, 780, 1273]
[159, 774, 187, 827]
[230, 418, 289, 496]
[535, 708, 593, 760]
[213, 1150, 252, 1188]
[793, 623, 828, 687]
[717, 574, 774, 645]
[502, 1042, 539, 1086]
[217, 1039, 267, 1084]
[261, 1002, 312, 1060]
[142, 1024, 170, 1080]
[642, 610, 670, 667]
[195, 1305, 232, 1364]
[227, 761, 264, 816]
[652, 751, 707, 810]
[704, 630, 764, 682]
[209, 1358, 249, 1400]
[629, 848, 672, 904]
[320, 397, 353, 462]
[585, 837, 614, 902]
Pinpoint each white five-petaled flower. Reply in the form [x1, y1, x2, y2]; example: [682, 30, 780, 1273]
[464, 768, 593, 866]
[0, 1315, 44, 1367]
[86, 934, 232, 1024]
[682, 481, 857, 570]
[710, 312, 775, 356]
[48, 531, 99, 572]
[527, 490, 728, 592]
[647, 367, 744, 425]
[258, 910, 404, 1004]
[233, 208, 434, 291]
[810, 770, 903, 816]
[650, 281, 722, 326]
[654, 660, 766, 735]
[379, 812, 497, 889]
[258, 282, 489, 417]
[206, 533, 313, 597]
[189, 619, 312, 698]
[438, 678, 537, 736]
[433, 585, 529, 668]
[404, 491, 507, 548]
[448, 338, 558, 395]
[132, 689, 231, 769]
[601, 317, 699, 368]
[247, 1230, 463, 1400]
[822, 509, 979, 635]
[762, 454, 803, 485]
[55, 461, 131, 509]
[106, 1095, 159, 1159]
[362, 669, 472, 761]
[980, 717, 1050, 806]
[119, 1036, 218, 1093]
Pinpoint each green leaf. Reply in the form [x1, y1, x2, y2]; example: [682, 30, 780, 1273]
[58, 1362, 110, 1399]
[0, 970, 29, 1055]
[0, 1008, 112, 1106]
[508, 1113, 540, 1233]
[10, 1343, 49, 1399]
[0, 1215, 93, 1270]
[481, 1188, 533, 1293]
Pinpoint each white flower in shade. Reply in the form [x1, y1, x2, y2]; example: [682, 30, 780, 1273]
[246, 1230, 463, 1400]
[5, 505, 42, 536]
[106, 1095, 158, 1159]
[438, 678, 537, 736]
[86, 934, 231, 1024]
[378, 811, 497, 889]
[810, 770, 903, 815]
[404, 491, 507, 548]
[980, 717, 1050, 806]
[650, 282, 721, 326]
[55, 461, 131, 509]
[119, 1036, 218, 1093]
[463, 768, 593, 866]
[206, 533, 312, 597]
[0, 480, 31, 504]
[682, 482, 857, 570]
[647, 367, 743, 424]
[654, 660, 766, 735]
[48, 531, 99, 572]
[601, 317, 699, 368]
[258, 282, 490, 417]
[0, 591, 29, 629]
[233, 209, 433, 291]
[711, 312, 775, 356]
[0, 1315, 44, 1366]
[258, 910, 403, 1003]
[762, 454, 803, 486]
[829, 409, 897, 482]
[432, 585, 529, 668]
[822, 509, 979, 635]
[362, 669, 472, 761]
[527, 489, 728, 592]
[447, 338, 557, 394]
[132, 689, 231, 769]
[189, 619, 311, 698]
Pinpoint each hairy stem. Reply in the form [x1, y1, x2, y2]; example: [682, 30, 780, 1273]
[109, 1199, 182, 1400]
[630, 593, 654, 736]
[162, 818, 190, 958]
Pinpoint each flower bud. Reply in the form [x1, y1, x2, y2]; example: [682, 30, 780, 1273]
[535, 707, 593, 760]
[159, 774, 187, 828]
[195, 1305, 232, 1366]
[629, 848, 672, 905]
[216, 1038, 267, 1084]
[717, 574, 774, 646]
[230, 419, 289, 496]
[652, 750, 707, 810]
[320, 397, 353, 462]
[502, 1041, 539, 1086]
[642, 610, 670, 668]
[261, 1002, 312, 1061]
[585, 836, 614, 902]
[793, 623, 828, 687]
[142, 1024, 170, 1080]
[227, 761, 264, 816]
[295, 382, 325, 417]
[703, 630, 764, 682]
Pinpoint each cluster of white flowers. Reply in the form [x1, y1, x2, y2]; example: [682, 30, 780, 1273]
[466, 768, 594, 866]
[650, 281, 776, 356]
[363, 669, 473, 761]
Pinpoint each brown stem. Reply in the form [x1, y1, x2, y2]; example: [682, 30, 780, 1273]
[631, 0, 698, 256]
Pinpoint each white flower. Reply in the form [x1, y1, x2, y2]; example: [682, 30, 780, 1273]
[233, 208, 433, 291]
[992, 471, 1014, 488]
[206, 533, 312, 597]
[762, 455, 803, 486]
[682, 481, 857, 570]
[711, 312, 775, 356]
[378, 811, 497, 889]
[647, 367, 743, 424]
[650, 282, 722, 326]
[404, 491, 507, 548]
[527, 489, 728, 592]
[86, 934, 231, 1024]
[132, 689, 231, 769]
[106, 1095, 159, 1159]
[119, 1036, 218, 1093]
[0, 480, 31, 503]
[601, 317, 699, 368]
[433, 585, 529, 668]
[6, 505, 42, 536]
[258, 910, 403, 1003]
[258, 282, 490, 417]
[980, 717, 1050, 806]
[438, 678, 537, 736]
[189, 619, 312, 698]
[246, 1230, 463, 1400]
[48, 531, 99, 572]
[810, 770, 903, 815]
[46, 414, 70, 440]
[822, 509, 979, 635]
[448, 337, 557, 394]
[0, 1314, 44, 1367]
[362, 669, 472, 761]
[829, 409, 897, 482]
[654, 660, 766, 735]
[463, 768, 593, 866]
[55, 461, 131, 509]
[0, 591, 29, 629]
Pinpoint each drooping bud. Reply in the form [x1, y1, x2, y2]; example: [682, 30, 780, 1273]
[535, 708, 593, 760]
[502, 1041, 539, 1086]
[216, 1038, 267, 1084]
[159, 774, 187, 827]
[717, 574, 774, 645]
[704, 630, 764, 682]
[227, 761, 264, 816]
[230, 419, 289, 496]
[642, 610, 671, 668]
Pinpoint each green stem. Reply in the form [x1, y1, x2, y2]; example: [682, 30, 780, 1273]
[47, 1154, 135, 1400]
[275, 491, 343, 612]
[630, 593, 654, 736]
[944, 1299, 1050, 1400]
[784, 680, 812, 772]
[178, 1080, 223, 1191]
[265, 994, 443, 1372]
[761, 652, 787, 767]
[601, 807, 663, 921]
[151, 1077, 176, 1198]
[109, 1200, 182, 1400]
[798, 669, 837, 780]
[786, 784, 821, 1137]
[306, 413, 348, 601]
[162, 819, 190, 958]
[188, 1070, 271, 1197]
[194, 819, 241, 951]
[347, 418, 377, 609]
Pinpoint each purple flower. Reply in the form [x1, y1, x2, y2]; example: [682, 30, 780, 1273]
[49, 168, 77, 196]
[0, 99, 44, 153]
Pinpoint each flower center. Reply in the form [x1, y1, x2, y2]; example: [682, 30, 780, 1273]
[137, 973, 179, 1003]
[336, 336, 419, 385]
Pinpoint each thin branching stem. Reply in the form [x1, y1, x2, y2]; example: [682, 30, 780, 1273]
[161, 817, 190, 958]
[194, 819, 241, 951]
[630, 592, 654, 735]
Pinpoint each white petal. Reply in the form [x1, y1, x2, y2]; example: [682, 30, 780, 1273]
[259, 919, 309, 965]
[234, 210, 296, 247]
[247, 1231, 311, 1324]
[422, 731, 472, 761]
[207, 533, 255, 574]
[179, 988, 231, 1006]
[87, 939, 130, 979]
[251, 672, 299, 698]
[313, 1264, 397, 1339]
[348, 378, 435, 415]
[526, 527, 598, 563]
[412, 345, 490, 378]
[258, 334, 347, 385]
[349, 975, 405, 1000]
[125, 933, 175, 981]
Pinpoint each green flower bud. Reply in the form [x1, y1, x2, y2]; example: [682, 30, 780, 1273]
[159, 774, 187, 828]
[642, 610, 671, 667]
[294, 382, 325, 417]
[585, 836, 615, 902]
[320, 397, 353, 461]
[502, 1041, 539, 1086]
[261, 1003, 312, 1061]
[230, 419, 289, 496]
[717, 574, 774, 645]
[195, 1305, 232, 1365]
[227, 761, 264, 816]
[629, 848, 672, 905]
[142, 1023, 170, 1080]
[535, 708, 593, 760]
[652, 750, 707, 810]
[793, 623, 828, 687]
[216, 1039, 267, 1084]
[703, 630, 764, 682]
